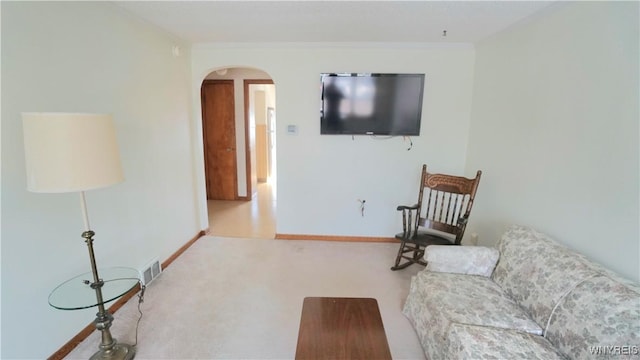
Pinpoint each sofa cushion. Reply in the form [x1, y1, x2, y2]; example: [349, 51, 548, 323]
[403, 271, 543, 359]
[545, 274, 640, 360]
[491, 225, 600, 328]
[425, 245, 499, 277]
[444, 323, 566, 360]
[414, 271, 544, 333]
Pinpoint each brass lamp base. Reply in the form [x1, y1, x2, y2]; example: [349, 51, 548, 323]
[90, 343, 135, 360]
[83, 229, 137, 360]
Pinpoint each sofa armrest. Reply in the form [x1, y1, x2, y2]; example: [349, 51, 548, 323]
[424, 245, 499, 277]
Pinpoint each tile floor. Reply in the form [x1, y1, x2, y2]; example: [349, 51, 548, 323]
[207, 182, 276, 239]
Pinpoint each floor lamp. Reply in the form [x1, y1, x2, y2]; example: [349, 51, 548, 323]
[22, 113, 135, 360]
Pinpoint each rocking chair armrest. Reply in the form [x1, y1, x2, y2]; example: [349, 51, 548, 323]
[424, 245, 499, 277]
[396, 204, 419, 211]
[396, 204, 419, 238]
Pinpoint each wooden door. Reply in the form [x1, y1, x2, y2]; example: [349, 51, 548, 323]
[202, 80, 237, 200]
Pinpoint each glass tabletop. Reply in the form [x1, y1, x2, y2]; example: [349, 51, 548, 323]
[48, 267, 140, 310]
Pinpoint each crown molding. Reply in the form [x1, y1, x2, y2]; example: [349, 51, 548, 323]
[192, 42, 474, 51]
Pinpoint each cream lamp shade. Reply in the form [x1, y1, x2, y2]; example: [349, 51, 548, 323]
[22, 113, 124, 193]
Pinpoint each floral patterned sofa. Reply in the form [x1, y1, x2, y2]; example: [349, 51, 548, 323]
[403, 225, 640, 359]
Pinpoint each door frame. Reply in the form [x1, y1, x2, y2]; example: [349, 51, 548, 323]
[243, 79, 274, 199]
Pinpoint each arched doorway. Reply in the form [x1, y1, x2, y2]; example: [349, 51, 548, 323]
[201, 67, 276, 238]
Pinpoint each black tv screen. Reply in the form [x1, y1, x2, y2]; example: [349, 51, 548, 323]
[320, 73, 425, 136]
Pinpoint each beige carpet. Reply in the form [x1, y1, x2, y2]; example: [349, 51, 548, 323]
[65, 236, 426, 359]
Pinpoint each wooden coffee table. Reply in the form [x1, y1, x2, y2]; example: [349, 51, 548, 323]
[295, 297, 392, 360]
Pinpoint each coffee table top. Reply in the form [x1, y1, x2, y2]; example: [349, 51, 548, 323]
[295, 297, 392, 360]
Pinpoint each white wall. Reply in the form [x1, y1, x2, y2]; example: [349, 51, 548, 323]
[1, 2, 199, 358]
[192, 43, 477, 237]
[465, 2, 639, 281]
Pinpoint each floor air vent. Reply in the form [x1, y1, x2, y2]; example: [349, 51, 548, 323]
[140, 258, 162, 285]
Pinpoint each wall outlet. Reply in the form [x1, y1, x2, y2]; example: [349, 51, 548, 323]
[357, 199, 366, 217]
[470, 233, 479, 246]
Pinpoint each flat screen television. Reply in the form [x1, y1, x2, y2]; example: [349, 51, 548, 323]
[320, 73, 425, 136]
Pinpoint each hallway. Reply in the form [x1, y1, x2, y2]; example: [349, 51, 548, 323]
[207, 182, 276, 238]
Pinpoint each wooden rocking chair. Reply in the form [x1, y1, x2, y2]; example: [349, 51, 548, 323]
[391, 165, 482, 270]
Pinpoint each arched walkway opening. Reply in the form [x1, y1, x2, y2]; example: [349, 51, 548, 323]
[200, 67, 276, 238]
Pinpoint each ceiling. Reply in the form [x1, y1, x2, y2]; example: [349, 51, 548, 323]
[114, 1, 556, 44]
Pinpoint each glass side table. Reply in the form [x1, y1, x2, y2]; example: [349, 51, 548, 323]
[49, 267, 140, 310]
[49, 266, 140, 360]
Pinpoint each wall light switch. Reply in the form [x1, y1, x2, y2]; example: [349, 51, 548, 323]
[287, 125, 298, 135]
